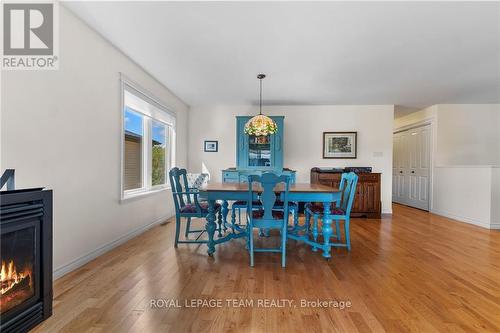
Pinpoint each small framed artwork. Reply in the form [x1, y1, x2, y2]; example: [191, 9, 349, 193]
[204, 140, 218, 152]
[323, 132, 357, 159]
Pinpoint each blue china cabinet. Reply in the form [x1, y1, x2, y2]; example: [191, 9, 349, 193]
[222, 116, 296, 183]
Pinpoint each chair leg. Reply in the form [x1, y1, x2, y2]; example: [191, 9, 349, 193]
[185, 217, 191, 238]
[222, 201, 228, 232]
[305, 209, 311, 234]
[281, 225, 287, 268]
[217, 210, 223, 237]
[231, 207, 236, 233]
[174, 216, 181, 248]
[312, 214, 319, 252]
[293, 206, 299, 230]
[345, 218, 351, 251]
[335, 219, 341, 240]
[245, 223, 250, 250]
[249, 227, 254, 267]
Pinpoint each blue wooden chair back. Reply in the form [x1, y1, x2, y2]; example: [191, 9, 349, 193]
[169, 167, 218, 247]
[247, 173, 290, 225]
[169, 167, 191, 212]
[238, 170, 262, 183]
[338, 172, 359, 215]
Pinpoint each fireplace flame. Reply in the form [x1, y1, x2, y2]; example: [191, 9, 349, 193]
[0, 260, 32, 295]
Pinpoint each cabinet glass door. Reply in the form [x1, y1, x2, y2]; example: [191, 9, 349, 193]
[248, 135, 272, 167]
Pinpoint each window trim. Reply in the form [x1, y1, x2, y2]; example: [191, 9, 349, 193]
[120, 74, 176, 201]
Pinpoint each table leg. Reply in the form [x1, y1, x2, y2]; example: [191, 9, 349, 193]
[222, 200, 229, 232]
[321, 202, 332, 258]
[206, 200, 217, 255]
[312, 214, 319, 252]
[305, 207, 311, 233]
[217, 206, 223, 238]
[231, 204, 236, 233]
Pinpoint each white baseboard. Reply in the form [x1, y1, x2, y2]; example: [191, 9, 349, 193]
[431, 209, 493, 229]
[490, 222, 500, 230]
[53, 214, 172, 279]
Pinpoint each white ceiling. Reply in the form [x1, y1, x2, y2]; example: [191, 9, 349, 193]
[65, 1, 500, 108]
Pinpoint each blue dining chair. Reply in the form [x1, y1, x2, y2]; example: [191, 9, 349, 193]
[230, 170, 263, 231]
[305, 172, 358, 251]
[246, 173, 291, 267]
[169, 167, 222, 247]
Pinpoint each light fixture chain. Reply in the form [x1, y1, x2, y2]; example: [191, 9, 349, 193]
[259, 78, 263, 115]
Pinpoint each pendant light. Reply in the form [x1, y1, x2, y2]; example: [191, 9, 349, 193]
[244, 74, 278, 136]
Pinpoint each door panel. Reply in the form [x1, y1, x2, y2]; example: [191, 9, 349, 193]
[392, 174, 397, 198]
[363, 183, 377, 212]
[392, 132, 407, 204]
[397, 175, 405, 199]
[352, 184, 365, 212]
[409, 174, 418, 200]
[409, 132, 418, 169]
[392, 133, 399, 203]
[419, 176, 428, 202]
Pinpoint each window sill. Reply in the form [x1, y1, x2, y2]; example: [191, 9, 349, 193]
[121, 186, 171, 202]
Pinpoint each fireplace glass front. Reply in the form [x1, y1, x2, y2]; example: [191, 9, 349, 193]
[1, 223, 39, 318]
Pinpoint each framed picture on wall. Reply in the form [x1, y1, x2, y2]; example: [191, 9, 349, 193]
[204, 140, 218, 152]
[323, 132, 357, 159]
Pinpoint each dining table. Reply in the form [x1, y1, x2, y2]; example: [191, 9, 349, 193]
[199, 182, 341, 258]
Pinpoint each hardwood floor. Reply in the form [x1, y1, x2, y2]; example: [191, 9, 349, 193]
[32, 204, 500, 333]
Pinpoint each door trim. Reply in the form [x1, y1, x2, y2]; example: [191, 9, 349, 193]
[394, 116, 436, 211]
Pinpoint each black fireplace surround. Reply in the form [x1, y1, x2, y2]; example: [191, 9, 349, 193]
[0, 188, 53, 332]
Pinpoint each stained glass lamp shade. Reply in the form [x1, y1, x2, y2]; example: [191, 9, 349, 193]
[244, 74, 278, 136]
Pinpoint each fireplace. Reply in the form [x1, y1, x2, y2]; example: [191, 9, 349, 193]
[1, 227, 36, 314]
[0, 188, 52, 333]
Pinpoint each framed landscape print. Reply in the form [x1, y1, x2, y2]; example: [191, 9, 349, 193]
[323, 132, 357, 159]
[204, 140, 218, 152]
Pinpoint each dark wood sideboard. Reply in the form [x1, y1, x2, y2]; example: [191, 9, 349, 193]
[310, 169, 381, 218]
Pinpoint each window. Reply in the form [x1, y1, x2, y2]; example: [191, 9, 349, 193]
[151, 121, 167, 186]
[121, 76, 175, 199]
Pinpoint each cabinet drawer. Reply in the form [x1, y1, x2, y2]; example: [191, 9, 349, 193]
[223, 172, 238, 179]
[359, 174, 380, 182]
[318, 173, 341, 181]
[222, 171, 239, 183]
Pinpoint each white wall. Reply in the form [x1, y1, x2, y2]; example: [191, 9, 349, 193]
[491, 168, 500, 229]
[432, 166, 493, 229]
[188, 105, 394, 214]
[0, 7, 189, 277]
[394, 104, 500, 229]
[436, 105, 500, 166]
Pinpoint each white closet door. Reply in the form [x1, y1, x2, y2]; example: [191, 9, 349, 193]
[392, 125, 430, 210]
[392, 131, 407, 204]
[406, 125, 430, 210]
[392, 133, 399, 202]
